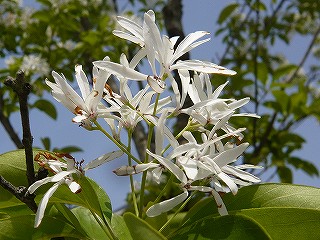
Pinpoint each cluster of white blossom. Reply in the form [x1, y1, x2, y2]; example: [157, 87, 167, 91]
[29, 10, 261, 226]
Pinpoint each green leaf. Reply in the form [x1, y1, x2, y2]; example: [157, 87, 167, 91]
[0, 149, 112, 228]
[123, 212, 167, 240]
[175, 184, 320, 239]
[217, 3, 239, 24]
[41, 137, 51, 150]
[288, 157, 319, 176]
[277, 166, 293, 183]
[171, 214, 271, 240]
[273, 64, 297, 81]
[111, 214, 133, 240]
[51, 176, 113, 224]
[53, 146, 83, 153]
[0, 213, 87, 239]
[32, 99, 57, 119]
[72, 206, 111, 239]
[182, 183, 320, 226]
[238, 207, 320, 240]
[0, 149, 41, 205]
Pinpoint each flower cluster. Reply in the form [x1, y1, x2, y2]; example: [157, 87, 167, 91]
[38, 9, 261, 224]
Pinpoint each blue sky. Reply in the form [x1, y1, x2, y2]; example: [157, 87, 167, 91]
[1, 0, 319, 210]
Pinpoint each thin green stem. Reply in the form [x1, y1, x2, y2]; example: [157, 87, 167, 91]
[138, 93, 161, 218]
[127, 130, 139, 216]
[161, 118, 196, 155]
[93, 120, 141, 164]
[153, 174, 174, 204]
[159, 191, 196, 233]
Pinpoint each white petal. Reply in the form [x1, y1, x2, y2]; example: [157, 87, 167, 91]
[28, 177, 53, 194]
[171, 60, 237, 75]
[172, 31, 210, 63]
[146, 150, 187, 184]
[146, 191, 188, 217]
[93, 61, 148, 81]
[113, 163, 160, 176]
[75, 65, 91, 100]
[211, 189, 228, 216]
[147, 76, 166, 93]
[34, 182, 60, 227]
[84, 150, 123, 170]
[66, 180, 81, 193]
[213, 143, 249, 167]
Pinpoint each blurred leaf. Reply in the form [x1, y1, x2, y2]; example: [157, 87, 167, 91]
[32, 99, 57, 119]
[288, 157, 319, 176]
[217, 3, 239, 24]
[53, 146, 83, 153]
[278, 166, 293, 183]
[41, 137, 51, 150]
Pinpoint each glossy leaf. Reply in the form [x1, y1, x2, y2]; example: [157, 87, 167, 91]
[123, 212, 167, 240]
[0, 213, 87, 239]
[72, 206, 111, 239]
[171, 214, 271, 240]
[182, 183, 320, 225]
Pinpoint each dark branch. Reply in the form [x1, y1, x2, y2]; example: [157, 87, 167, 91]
[0, 95, 24, 148]
[4, 70, 35, 185]
[0, 175, 37, 213]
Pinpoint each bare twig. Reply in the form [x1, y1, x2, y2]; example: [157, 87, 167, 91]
[0, 94, 24, 148]
[0, 175, 37, 213]
[285, 25, 320, 83]
[4, 70, 35, 185]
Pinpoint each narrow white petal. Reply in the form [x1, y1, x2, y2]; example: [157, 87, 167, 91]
[211, 190, 228, 216]
[146, 191, 188, 217]
[188, 185, 213, 192]
[75, 65, 91, 100]
[147, 76, 166, 93]
[212, 143, 249, 167]
[34, 182, 60, 227]
[84, 150, 123, 170]
[171, 60, 237, 75]
[217, 172, 238, 195]
[173, 31, 210, 63]
[93, 61, 148, 81]
[28, 177, 53, 194]
[146, 150, 187, 184]
[113, 163, 160, 176]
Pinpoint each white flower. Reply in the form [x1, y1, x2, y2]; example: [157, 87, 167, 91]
[21, 54, 50, 76]
[28, 151, 123, 227]
[183, 73, 260, 127]
[46, 63, 112, 129]
[95, 10, 236, 97]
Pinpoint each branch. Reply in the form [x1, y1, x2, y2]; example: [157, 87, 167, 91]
[285, 25, 320, 83]
[0, 94, 24, 148]
[4, 70, 35, 185]
[0, 175, 37, 213]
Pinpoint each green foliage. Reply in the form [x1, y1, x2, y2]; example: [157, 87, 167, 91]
[216, 0, 320, 182]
